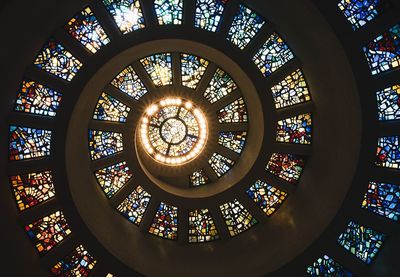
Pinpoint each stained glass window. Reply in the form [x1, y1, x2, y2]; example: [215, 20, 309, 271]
[95, 161, 132, 198]
[140, 53, 173, 87]
[14, 80, 62, 117]
[338, 221, 385, 264]
[375, 136, 400, 169]
[266, 153, 305, 184]
[88, 130, 123, 160]
[208, 153, 235, 177]
[362, 181, 400, 221]
[376, 85, 400, 121]
[33, 38, 82, 81]
[9, 126, 52, 161]
[338, 0, 386, 30]
[102, 0, 145, 34]
[363, 24, 400, 75]
[148, 202, 178, 240]
[154, 0, 183, 25]
[204, 68, 237, 103]
[189, 169, 210, 187]
[276, 113, 312, 144]
[227, 5, 265, 50]
[246, 180, 287, 216]
[271, 69, 311, 109]
[181, 54, 209, 89]
[51, 245, 96, 276]
[10, 170, 56, 212]
[307, 255, 353, 276]
[65, 7, 110, 54]
[220, 199, 257, 237]
[194, 0, 227, 32]
[117, 186, 151, 225]
[218, 131, 247, 154]
[93, 92, 130, 122]
[25, 211, 71, 255]
[188, 209, 220, 243]
[111, 66, 147, 100]
[217, 97, 248, 123]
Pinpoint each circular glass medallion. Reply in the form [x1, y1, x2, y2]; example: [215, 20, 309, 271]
[140, 97, 207, 165]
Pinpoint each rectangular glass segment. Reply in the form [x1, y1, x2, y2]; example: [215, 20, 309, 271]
[266, 153, 305, 184]
[218, 131, 247, 154]
[208, 153, 235, 177]
[376, 85, 400, 121]
[227, 5, 265, 50]
[154, 0, 183, 25]
[219, 199, 257, 237]
[181, 53, 209, 89]
[25, 211, 71, 255]
[362, 181, 400, 221]
[246, 180, 287, 216]
[10, 170, 56, 212]
[33, 38, 82, 81]
[88, 130, 123, 160]
[217, 97, 248, 123]
[149, 202, 178, 240]
[9, 126, 52, 161]
[204, 68, 237, 103]
[271, 69, 311, 109]
[194, 0, 227, 32]
[102, 0, 145, 34]
[188, 209, 220, 243]
[253, 33, 294, 77]
[95, 161, 133, 198]
[51, 245, 97, 276]
[111, 65, 148, 100]
[65, 7, 110, 53]
[117, 185, 151, 225]
[14, 80, 62, 117]
[338, 0, 385, 30]
[140, 53, 173, 87]
[363, 24, 400, 75]
[276, 113, 312, 144]
[93, 92, 131, 122]
[189, 169, 210, 187]
[337, 221, 385, 264]
[375, 136, 400, 169]
[306, 255, 353, 276]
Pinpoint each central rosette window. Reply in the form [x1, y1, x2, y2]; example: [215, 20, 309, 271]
[140, 97, 207, 165]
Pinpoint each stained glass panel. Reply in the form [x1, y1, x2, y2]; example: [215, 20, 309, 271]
[25, 211, 71, 255]
[271, 69, 311, 109]
[33, 38, 82, 81]
[93, 92, 130, 122]
[141, 53, 173, 87]
[65, 7, 110, 53]
[276, 113, 312, 144]
[208, 153, 235, 177]
[111, 66, 147, 100]
[51, 245, 96, 276]
[220, 199, 257, 237]
[204, 68, 237, 103]
[363, 24, 400, 75]
[375, 136, 400, 169]
[102, 0, 145, 34]
[376, 85, 400, 121]
[218, 131, 247, 154]
[307, 255, 353, 276]
[194, 0, 227, 32]
[338, 221, 385, 264]
[266, 153, 305, 184]
[217, 97, 248, 123]
[246, 180, 287, 216]
[10, 170, 56, 212]
[189, 209, 220, 243]
[362, 181, 400, 221]
[154, 0, 183, 25]
[189, 169, 210, 187]
[117, 185, 151, 225]
[181, 54, 209, 89]
[338, 0, 386, 30]
[148, 202, 178, 240]
[9, 126, 51, 161]
[95, 161, 132, 198]
[14, 80, 62, 117]
[88, 130, 123, 160]
[227, 5, 265, 50]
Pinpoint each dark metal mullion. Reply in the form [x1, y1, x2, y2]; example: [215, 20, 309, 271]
[90, 0, 121, 40]
[203, 164, 218, 183]
[272, 142, 312, 156]
[208, 205, 230, 240]
[217, 0, 240, 38]
[9, 112, 55, 130]
[259, 170, 296, 195]
[219, 122, 248, 132]
[24, 66, 69, 93]
[215, 144, 239, 163]
[88, 119, 127, 133]
[195, 63, 217, 95]
[275, 101, 315, 119]
[53, 27, 90, 64]
[209, 88, 242, 113]
[235, 190, 267, 224]
[183, 0, 196, 27]
[18, 197, 59, 226]
[262, 58, 302, 89]
[172, 52, 182, 86]
[90, 152, 125, 172]
[138, 197, 159, 233]
[140, 0, 158, 27]
[104, 84, 141, 110]
[131, 60, 157, 92]
[244, 22, 275, 57]
[109, 178, 137, 208]
[178, 207, 189, 244]
[7, 158, 54, 176]
[377, 120, 400, 136]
